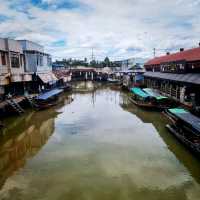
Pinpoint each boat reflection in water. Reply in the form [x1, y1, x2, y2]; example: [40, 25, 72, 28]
[0, 86, 200, 200]
[120, 92, 200, 185]
[0, 94, 73, 191]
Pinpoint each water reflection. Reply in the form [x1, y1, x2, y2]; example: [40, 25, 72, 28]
[119, 92, 200, 184]
[0, 86, 200, 200]
[0, 94, 73, 191]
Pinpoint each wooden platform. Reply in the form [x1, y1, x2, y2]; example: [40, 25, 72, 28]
[0, 95, 37, 110]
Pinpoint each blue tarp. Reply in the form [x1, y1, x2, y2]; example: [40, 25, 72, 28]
[130, 87, 150, 98]
[36, 89, 63, 100]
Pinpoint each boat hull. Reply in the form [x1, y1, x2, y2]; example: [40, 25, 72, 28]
[166, 124, 200, 157]
[129, 97, 171, 110]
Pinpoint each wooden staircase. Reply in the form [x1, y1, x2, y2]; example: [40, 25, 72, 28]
[6, 99, 25, 114]
[25, 96, 37, 108]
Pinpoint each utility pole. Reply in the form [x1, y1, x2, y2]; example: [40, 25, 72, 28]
[91, 48, 94, 61]
[153, 48, 156, 57]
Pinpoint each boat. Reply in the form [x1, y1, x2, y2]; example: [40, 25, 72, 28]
[129, 87, 154, 108]
[164, 108, 200, 156]
[130, 87, 173, 110]
[143, 88, 175, 109]
[35, 88, 64, 110]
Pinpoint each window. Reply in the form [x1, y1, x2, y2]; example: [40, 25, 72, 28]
[11, 53, 20, 68]
[20, 54, 24, 66]
[1, 52, 6, 65]
[40, 55, 43, 66]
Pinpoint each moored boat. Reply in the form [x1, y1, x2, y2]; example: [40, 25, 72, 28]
[129, 87, 154, 108]
[130, 87, 172, 110]
[164, 108, 200, 156]
[35, 88, 64, 110]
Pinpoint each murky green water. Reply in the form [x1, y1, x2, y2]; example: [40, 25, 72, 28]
[0, 83, 200, 200]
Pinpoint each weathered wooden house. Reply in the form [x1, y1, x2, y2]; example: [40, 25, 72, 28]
[18, 40, 57, 92]
[144, 45, 200, 108]
[0, 38, 32, 98]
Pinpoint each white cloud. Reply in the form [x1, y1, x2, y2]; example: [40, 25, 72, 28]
[0, 0, 200, 61]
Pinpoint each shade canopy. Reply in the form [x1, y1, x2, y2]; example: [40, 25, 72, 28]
[130, 87, 150, 98]
[168, 108, 200, 136]
[143, 88, 168, 100]
[38, 72, 58, 84]
[36, 89, 63, 100]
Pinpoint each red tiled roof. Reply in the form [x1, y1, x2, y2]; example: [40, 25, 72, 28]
[145, 47, 200, 66]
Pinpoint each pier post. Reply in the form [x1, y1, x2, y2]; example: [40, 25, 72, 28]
[91, 72, 94, 81]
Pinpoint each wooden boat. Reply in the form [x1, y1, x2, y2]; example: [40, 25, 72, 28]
[130, 87, 172, 110]
[35, 88, 64, 110]
[164, 108, 200, 156]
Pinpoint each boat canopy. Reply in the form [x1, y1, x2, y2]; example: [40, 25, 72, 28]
[36, 89, 63, 101]
[143, 88, 168, 100]
[168, 108, 200, 136]
[130, 87, 150, 98]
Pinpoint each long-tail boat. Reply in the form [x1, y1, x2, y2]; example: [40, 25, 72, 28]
[164, 108, 200, 156]
[35, 88, 64, 110]
[130, 87, 173, 110]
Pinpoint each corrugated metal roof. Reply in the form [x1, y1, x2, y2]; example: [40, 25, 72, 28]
[145, 47, 200, 66]
[144, 72, 200, 85]
[38, 72, 58, 84]
[36, 89, 63, 100]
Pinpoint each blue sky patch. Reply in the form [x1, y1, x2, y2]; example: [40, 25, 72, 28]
[30, 0, 89, 11]
[0, 15, 10, 22]
[51, 40, 66, 47]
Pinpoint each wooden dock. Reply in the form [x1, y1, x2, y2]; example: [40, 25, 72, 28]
[0, 95, 37, 116]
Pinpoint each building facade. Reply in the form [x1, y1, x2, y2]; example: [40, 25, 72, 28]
[0, 38, 30, 97]
[18, 40, 56, 93]
[19, 40, 52, 73]
[144, 46, 200, 108]
[0, 38, 54, 98]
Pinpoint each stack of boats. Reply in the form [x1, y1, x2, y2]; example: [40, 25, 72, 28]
[130, 87, 200, 156]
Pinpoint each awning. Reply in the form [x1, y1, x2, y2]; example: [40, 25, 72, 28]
[23, 74, 32, 82]
[144, 72, 200, 85]
[0, 74, 9, 85]
[38, 72, 58, 85]
[11, 74, 23, 82]
[36, 89, 63, 100]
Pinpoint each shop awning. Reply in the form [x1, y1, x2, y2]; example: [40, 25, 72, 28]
[38, 72, 58, 85]
[144, 72, 200, 85]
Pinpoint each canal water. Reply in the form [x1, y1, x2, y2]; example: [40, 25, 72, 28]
[0, 83, 200, 200]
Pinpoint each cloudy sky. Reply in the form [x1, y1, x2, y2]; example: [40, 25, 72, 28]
[0, 0, 200, 61]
